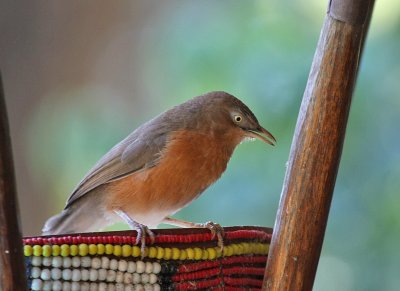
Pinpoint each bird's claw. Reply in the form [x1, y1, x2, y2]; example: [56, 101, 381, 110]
[134, 224, 155, 257]
[198, 221, 225, 251]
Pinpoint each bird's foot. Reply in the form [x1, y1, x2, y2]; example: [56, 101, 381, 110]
[196, 221, 225, 251]
[114, 210, 155, 257]
[162, 217, 225, 251]
[134, 224, 156, 255]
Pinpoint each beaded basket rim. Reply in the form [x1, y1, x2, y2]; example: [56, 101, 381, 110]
[24, 225, 272, 239]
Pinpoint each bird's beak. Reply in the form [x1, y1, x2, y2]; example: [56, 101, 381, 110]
[245, 126, 276, 146]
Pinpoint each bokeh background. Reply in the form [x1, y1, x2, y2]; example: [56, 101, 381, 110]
[1, 1, 399, 290]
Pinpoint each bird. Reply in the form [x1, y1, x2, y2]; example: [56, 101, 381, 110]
[42, 91, 276, 250]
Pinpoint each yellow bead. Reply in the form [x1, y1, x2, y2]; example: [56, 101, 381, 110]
[241, 243, 250, 254]
[215, 247, 222, 258]
[33, 245, 42, 257]
[172, 248, 180, 260]
[97, 244, 105, 255]
[263, 244, 270, 255]
[193, 248, 202, 260]
[186, 248, 194, 260]
[148, 247, 157, 258]
[79, 244, 89, 256]
[42, 245, 51, 257]
[163, 248, 172, 260]
[113, 245, 122, 256]
[132, 246, 141, 257]
[122, 245, 132, 257]
[247, 243, 253, 253]
[155, 247, 164, 260]
[252, 243, 258, 253]
[142, 247, 149, 258]
[24, 245, 32, 256]
[207, 248, 216, 260]
[233, 244, 242, 255]
[257, 243, 264, 254]
[52, 245, 60, 256]
[201, 249, 208, 260]
[179, 249, 187, 261]
[88, 244, 97, 255]
[225, 245, 233, 257]
[60, 244, 70, 257]
[70, 245, 78, 256]
[105, 244, 113, 255]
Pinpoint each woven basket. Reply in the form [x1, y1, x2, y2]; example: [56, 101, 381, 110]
[23, 226, 271, 291]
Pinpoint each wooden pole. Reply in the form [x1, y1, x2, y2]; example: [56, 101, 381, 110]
[263, 0, 375, 290]
[0, 72, 27, 290]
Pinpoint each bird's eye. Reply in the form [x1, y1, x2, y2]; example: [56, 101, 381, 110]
[234, 115, 242, 123]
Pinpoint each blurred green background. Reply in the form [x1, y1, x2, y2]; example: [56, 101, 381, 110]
[1, 1, 399, 290]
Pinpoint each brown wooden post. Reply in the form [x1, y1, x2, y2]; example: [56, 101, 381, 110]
[263, 0, 375, 290]
[0, 72, 27, 290]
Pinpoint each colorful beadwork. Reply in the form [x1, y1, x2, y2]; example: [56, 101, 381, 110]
[24, 226, 271, 290]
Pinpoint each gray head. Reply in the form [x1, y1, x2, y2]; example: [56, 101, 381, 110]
[168, 91, 276, 145]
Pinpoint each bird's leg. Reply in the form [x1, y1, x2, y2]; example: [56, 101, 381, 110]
[163, 217, 225, 250]
[114, 210, 155, 255]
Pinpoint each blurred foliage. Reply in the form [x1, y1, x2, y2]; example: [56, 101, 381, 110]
[9, 1, 400, 290]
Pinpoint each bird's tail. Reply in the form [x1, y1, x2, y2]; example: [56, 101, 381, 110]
[42, 192, 111, 235]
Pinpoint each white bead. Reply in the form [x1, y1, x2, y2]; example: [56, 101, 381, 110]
[118, 259, 128, 272]
[71, 282, 80, 291]
[110, 259, 118, 270]
[72, 256, 81, 268]
[124, 285, 135, 291]
[152, 262, 161, 274]
[134, 284, 144, 291]
[115, 283, 124, 291]
[101, 257, 110, 269]
[149, 273, 158, 284]
[115, 271, 124, 283]
[31, 266, 41, 278]
[145, 262, 153, 273]
[52, 280, 62, 291]
[98, 282, 107, 291]
[106, 270, 116, 282]
[71, 269, 81, 281]
[81, 256, 91, 268]
[91, 257, 101, 269]
[42, 280, 52, 291]
[31, 256, 42, 266]
[89, 268, 98, 281]
[144, 284, 153, 291]
[52, 256, 62, 268]
[81, 282, 90, 291]
[136, 261, 145, 273]
[81, 268, 90, 281]
[141, 273, 150, 284]
[62, 269, 72, 281]
[31, 278, 43, 291]
[90, 282, 98, 291]
[42, 257, 52, 267]
[40, 268, 51, 281]
[62, 281, 71, 291]
[123, 272, 133, 284]
[107, 283, 116, 291]
[132, 273, 141, 284]
[62, 257, 72, 268]
[51, 268, 62, 280]
[127, 261, 136, 273]
[98, 268, 107, 281]
[153, 284, 160, 291]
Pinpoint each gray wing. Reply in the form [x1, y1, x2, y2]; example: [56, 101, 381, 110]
[65, 117, 176, 208]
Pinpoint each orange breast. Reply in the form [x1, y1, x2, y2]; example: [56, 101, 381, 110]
[105, 130, 237, 226]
